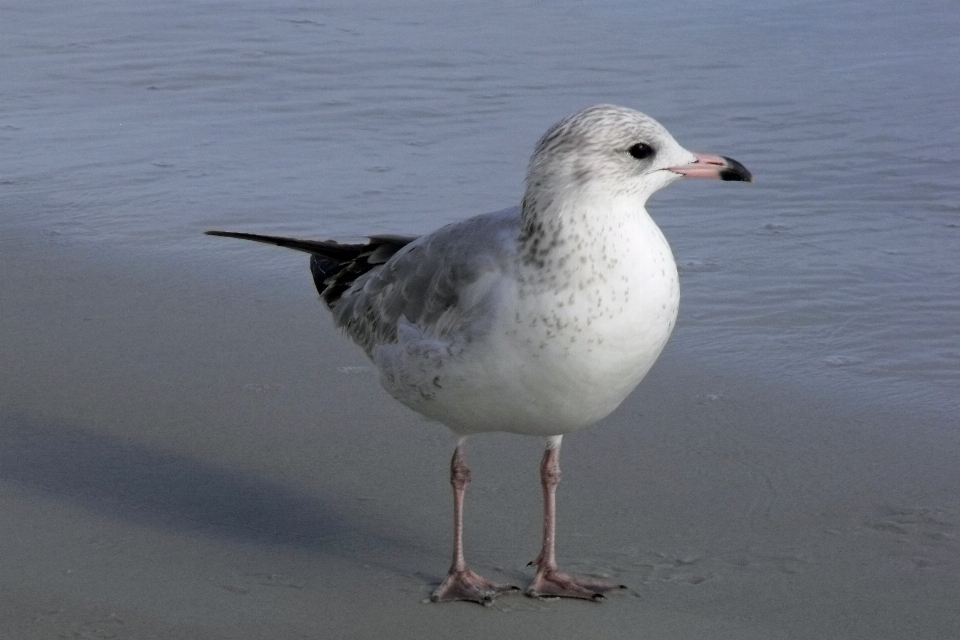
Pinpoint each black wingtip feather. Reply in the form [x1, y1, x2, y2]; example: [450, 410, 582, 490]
[206, 229, 419, 306]
[205, 230, 364, 260]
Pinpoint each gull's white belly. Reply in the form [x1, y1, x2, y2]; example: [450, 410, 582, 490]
[375, 217, 680, 437]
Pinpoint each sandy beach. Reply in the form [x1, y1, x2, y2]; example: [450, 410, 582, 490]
[1, 234, 957, 639]
[3, 0, 959, 635]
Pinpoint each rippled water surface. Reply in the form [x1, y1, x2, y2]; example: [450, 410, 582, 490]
[3, 0, 958, 419]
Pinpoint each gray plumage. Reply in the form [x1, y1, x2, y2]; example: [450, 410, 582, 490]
[206, 209, 520, 356]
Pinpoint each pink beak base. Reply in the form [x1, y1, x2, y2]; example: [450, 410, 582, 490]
[668, 152, 753, 182]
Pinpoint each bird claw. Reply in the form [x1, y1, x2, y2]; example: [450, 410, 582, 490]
[526, 568, 625, 601]
[431, 568, 519, 605]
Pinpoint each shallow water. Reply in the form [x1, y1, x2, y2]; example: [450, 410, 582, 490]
[3, 0, 958, 419]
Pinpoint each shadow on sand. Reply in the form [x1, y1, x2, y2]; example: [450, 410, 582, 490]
[0, 411, 415, 562]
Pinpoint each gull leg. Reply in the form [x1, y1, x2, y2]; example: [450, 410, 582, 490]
[431, 439, 519, 605]
[527, 436, 625, 600]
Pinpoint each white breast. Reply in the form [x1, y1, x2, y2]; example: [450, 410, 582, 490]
[375, 203, 680, 437]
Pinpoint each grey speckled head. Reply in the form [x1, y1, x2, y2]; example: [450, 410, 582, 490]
[523, 105, 697, 218]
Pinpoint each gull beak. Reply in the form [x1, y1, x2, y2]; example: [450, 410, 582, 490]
[668, 153, 753, 182]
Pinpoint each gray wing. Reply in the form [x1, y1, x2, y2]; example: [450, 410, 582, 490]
[330, 207, 522, 355]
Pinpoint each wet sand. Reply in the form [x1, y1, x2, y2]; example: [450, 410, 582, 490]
[1, 234, 958, 639]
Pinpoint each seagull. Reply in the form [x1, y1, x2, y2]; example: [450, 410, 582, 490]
[206, 104, 751, 604]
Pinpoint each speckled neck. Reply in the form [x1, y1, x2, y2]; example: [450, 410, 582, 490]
[518, 194, 563, 270]
[517, 188, 650, 297]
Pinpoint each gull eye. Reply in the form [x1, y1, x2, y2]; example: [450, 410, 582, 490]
[627, 142, 655, 160]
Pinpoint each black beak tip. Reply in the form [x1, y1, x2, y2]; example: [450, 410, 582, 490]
[719, 156, 753, 183]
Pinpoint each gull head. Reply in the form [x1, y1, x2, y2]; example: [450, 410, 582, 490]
[523, 104, 751, 214]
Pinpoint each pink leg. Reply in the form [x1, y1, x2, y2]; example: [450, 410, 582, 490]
[527, 437, 625, 600]
[431, 441, 518, 605]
